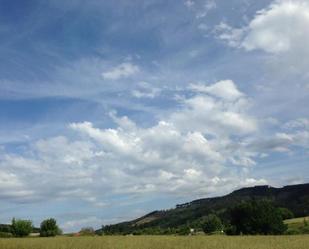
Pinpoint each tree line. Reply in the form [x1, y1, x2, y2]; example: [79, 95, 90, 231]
[0, 218, 61, 238]
[102, 200, 298, 235]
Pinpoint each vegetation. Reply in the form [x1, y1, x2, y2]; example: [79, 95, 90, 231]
[11, 218, 33, 237]
[201, 214, 222, 234]
[79, 227, 95, 236]
[228, 200, 287, 235]
[278, 208, 294, 220]
[1, 236, 309, 249]
[99, 184, 309, 235]
[0, 218, 60, 238]
[0, 232, 13, 238]
[285, 216, 309, 235]
[40, 218, 62, 237]
[102, 200, 289, 235]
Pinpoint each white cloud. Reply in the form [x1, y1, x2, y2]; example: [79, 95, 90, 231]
[131, 82, 161, 99]
[102, 62, 140, 80]
[283, 118, 309, 130]
[215, 0, 309, 73]
[213, 22, 245, 48]
[190, 80, 244, 101]
[173, 81, 257, 135]
[1, 80, 307, 208]
[242, 0, 309, 54]
[61, 216, 102, 231]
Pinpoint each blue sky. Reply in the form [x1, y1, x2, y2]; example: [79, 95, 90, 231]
[0, 0, 308, 232]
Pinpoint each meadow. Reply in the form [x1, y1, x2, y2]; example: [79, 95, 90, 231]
[0, 235, 309, 249]
[284, 216, 309, 229]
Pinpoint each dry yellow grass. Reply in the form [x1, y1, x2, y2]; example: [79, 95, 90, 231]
[0, 235, 309, 249]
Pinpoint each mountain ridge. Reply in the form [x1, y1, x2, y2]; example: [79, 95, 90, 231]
[100, 183, 309, 234]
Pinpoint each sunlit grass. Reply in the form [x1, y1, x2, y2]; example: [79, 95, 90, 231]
[0, 235, 309, 249]
[285, 217, 309, 229]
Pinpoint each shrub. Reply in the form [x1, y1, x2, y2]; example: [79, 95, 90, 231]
[201, 214, 223, 234]
[229, 200, 287, 235]
[177, 226, 190, 235]
[79, 227, 95, 236]
[0, 232, 13, 238]
[285, 228, 301, 235]
[0, 224, 12, 233]
[278, 208, 294, 220]
[11, 218, 33, 237]
[40, 218, 61, 237]
[300, 225, 309, 234]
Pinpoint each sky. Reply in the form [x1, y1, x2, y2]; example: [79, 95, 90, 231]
[0, 0, 308, 232]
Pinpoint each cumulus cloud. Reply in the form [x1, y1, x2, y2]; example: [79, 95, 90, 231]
[102, 62, 140, 80]
[241, 0, 309, 54]
[215, 0, 309, 73]
[0, 81, 257, 206]
[189, 80, 244, 101]
[1, 80, 307, 208]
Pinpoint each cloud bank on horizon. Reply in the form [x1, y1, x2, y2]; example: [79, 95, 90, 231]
[0, 0, 308, 232]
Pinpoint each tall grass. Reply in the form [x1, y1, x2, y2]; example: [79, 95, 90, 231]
[0, 235, 309, 249]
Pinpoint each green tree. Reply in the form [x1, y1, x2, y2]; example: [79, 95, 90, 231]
[177, 225, 190, 235]
[229, 200, 287, 235]
[79, 227, 95, 236]
[278, 208, 294, 220]
[11, 218, 33, 237]
[201, 214, 223, 234]
[40, 218, 61, 237]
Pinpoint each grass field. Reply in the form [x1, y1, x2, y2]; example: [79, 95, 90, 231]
[285, 217, 309, 229]
[0, 236, 309, 249]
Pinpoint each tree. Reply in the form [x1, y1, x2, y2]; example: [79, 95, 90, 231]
[278, 207, 294, 220]
[201, 214, 223, 234]
[11, 218, 33, 237]
[79, 227, 95, 236]
[229, 200, 287, 235]
[40, 218, 61, 237]
[177, 225, 190, 235]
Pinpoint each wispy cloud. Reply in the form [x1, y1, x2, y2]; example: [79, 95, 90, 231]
[102, 62, 140, 80]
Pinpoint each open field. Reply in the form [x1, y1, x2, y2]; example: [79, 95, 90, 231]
[285, 217, 309, 229]
[0, 236, 309, 249]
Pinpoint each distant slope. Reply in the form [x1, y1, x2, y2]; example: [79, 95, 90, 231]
[100, 183, 309, 234]
[285, 217, 309, 229]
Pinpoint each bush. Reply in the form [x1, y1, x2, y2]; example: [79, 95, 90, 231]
[11, 218, 33, 237]
[0, 232, 13, 238]
[278, 208, 294, 220]
[0, 224, 12, 233]
[224, 224, 237, 235]
[40, 218, 61, 237]
[285, 228, 301, 235]
[201, 214, 223, 234]
[300, 225, 309, 234]
[229, 200, 287, 235]
[177, 226, 190, 235]
[79, 227, 95, 236]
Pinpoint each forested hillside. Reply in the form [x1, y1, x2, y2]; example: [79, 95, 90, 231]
[99, 183, 309, 235]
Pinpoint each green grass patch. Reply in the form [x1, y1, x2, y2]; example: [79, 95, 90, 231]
[284, 217, 309, 234]
[0, 235, 309, 249]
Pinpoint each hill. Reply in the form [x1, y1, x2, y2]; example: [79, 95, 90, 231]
[100, 183, 309, 234]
